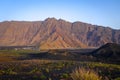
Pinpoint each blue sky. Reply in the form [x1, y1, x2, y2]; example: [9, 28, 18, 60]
[0, 0, 120, 29]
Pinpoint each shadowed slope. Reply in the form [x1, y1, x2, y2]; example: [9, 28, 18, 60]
[92, 43, 120, 63]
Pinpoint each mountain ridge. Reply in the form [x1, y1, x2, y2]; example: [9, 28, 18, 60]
[0, 18, 120, 49]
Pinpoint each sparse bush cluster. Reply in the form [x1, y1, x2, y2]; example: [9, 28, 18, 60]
[0, 49, 120, 80]
[71, 67, 101, 80]
[0, 60, 119, 80]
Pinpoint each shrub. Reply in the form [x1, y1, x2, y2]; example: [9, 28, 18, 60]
[70, 67, 101, 80]
[115, 77, 120, 80]
[61, 73, 69, 78]
[40, 74, 47, 80]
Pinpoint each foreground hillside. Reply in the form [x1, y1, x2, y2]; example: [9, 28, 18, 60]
[0, 43, 120, 80]
[0, 60, 120, 80]
[0, 18, 120, 49]
[0, 44, 120, 80]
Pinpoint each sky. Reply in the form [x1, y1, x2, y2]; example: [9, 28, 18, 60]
[0, 0, 120, 29]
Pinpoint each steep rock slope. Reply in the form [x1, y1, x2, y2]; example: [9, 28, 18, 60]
[0, 18, 120, 49]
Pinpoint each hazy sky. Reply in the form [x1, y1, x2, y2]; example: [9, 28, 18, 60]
[0, 0, 120, 29]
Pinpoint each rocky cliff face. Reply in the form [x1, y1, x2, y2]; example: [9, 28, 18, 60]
[0, 18, 120, 49]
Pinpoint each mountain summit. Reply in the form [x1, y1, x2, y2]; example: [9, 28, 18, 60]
[0, 18, 120, 49]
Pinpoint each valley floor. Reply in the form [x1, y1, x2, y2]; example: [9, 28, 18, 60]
[0, 49, 120, 80]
